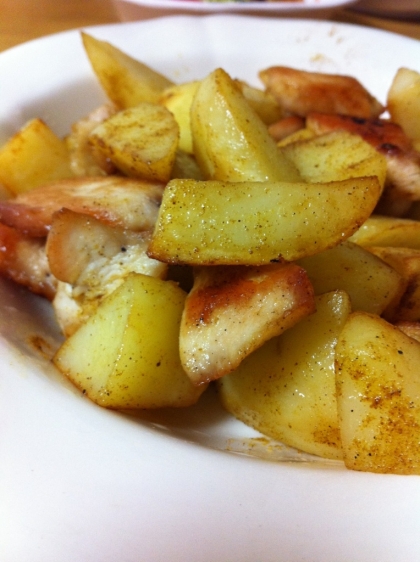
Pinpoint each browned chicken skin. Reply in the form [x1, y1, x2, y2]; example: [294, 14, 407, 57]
[180, 263, 315, 385]
[259, 66, 384, 119]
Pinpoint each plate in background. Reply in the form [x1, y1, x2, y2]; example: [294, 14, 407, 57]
[1, 15, 420, 562]
[113, 0, 358, 16]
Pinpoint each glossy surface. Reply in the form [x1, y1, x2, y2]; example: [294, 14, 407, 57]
[1, 15, 420, 562]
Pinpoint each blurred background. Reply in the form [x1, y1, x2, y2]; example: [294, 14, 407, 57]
[0, 0, 419, 53]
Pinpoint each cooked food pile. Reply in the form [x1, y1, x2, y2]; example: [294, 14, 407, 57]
[0, 32, 420, 474]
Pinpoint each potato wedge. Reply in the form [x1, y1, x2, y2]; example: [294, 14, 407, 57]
[81, 32, 173, 108]
[54, 273, 207, 409]
[89, 103, 179, 182]
[160, 80, 200, 154]
[387, 67, 420, 144]
[180, 263, 315, 384]
[219, 290, 352, 460]
[148, 176, 381, 265]
[190, 68, 300, 182]
[350, 215, 420, 249]
[160, 78, 284, 155]
[335, 311, 420, 474]
[234, 80, 284, 125]
[298, 241, 405, 316]
[0, 118, 72, 195]
[280, 130, 387, 189]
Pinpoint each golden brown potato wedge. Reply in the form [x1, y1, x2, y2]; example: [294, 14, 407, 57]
[54, 273, 207, 409]
[159, 80, 200, 154]
[280, 130, 387, 189]
[81, 32, 173, 108]
[350, 215, 420, 249]
[387, 67, 420, 144]
[89, 103, 179, 182]
[160, 78, 284, 155]
[219, 290, 352, 460]
[0, 118, 72, 195]
[148, 176, 381, 265]
[190, 68, 300, 182]
[335, 311, 420, 474]
[234, 80, 284, 125]
[298, 241, 405, 316]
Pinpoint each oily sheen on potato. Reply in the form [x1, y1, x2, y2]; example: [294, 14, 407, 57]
[148, 176, 381, 265]
[219, 291, 352, 460]
[190, 68, 300, 182]
[335, 311, 420, 474]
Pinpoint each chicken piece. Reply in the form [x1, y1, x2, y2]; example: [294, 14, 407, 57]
[180, 263, 315, 385]
[306, 112, 412, 150]
[259, 66, 384, 119]
[381, 151, 420, 216]
[0, 176, 165, 237]
[0, 222, 56, 299]
[306, 112, 420, 216]
[66, 103, 118, 177]
[47, 209, 167, 337]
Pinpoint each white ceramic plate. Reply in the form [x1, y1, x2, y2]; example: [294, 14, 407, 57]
[2, 15, 420, 562]
[113, 0, 357, 15]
